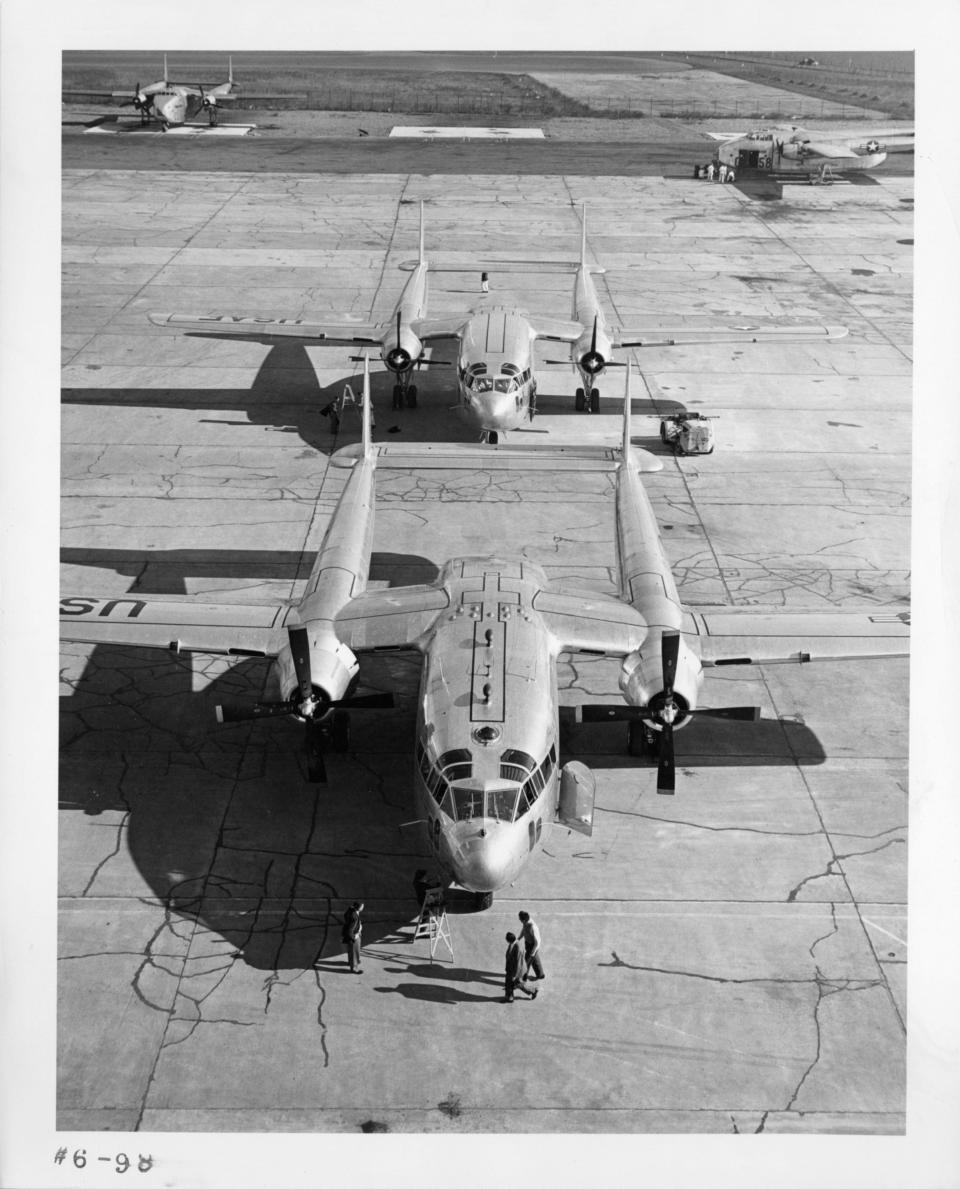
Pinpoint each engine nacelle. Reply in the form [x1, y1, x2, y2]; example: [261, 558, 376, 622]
[382, 325, 423, 376]
[619, 634, 702, 725]
[275, 632, 359, 715]
[574, 326, 612, 377]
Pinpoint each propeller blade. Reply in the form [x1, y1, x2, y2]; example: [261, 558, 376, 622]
[656, 720, 675, 794]
[335, 692, 395, 710]
[661, 630, 679, 700]
[691, 705, 762, 722]
[591, 314, 598, 355]
[288, 626, 313, 704]
[304, 718, 328, 783]
[396, 309, 402, 349]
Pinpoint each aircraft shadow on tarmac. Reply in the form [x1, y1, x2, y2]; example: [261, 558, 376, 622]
[60, 635, 826, 975]
[62, 338, 687, 454]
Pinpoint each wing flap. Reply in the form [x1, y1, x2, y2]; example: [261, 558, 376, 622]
[685, 608, 909, 663]
[60, 596, 291, 655]
[615, 323, 848, 348]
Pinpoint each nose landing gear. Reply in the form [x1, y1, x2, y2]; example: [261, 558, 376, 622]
[575, 387, 601, 413]
[391, 380, 418, 410]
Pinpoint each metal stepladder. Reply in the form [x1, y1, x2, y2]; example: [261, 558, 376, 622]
[413, 887, 453, 961]
[325, 380, 375, 435]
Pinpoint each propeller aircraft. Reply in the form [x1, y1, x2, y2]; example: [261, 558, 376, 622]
[712, 124, 915, 181]
[60, 360, 909, 908]
[148, 204, 848, 444]
[112, 54, 239, 129]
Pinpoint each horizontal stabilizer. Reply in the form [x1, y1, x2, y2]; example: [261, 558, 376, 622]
[398, 259, 605, 274]
[331, 441, 663, 473]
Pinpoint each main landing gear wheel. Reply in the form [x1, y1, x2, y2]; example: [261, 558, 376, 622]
[589, 388, 600, 414]
[473, 891, 494, 911]
[405, 384, 417, 409]
[575, 387, 586, 412]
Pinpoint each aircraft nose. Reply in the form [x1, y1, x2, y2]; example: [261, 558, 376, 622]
[454, 830, 521, 893]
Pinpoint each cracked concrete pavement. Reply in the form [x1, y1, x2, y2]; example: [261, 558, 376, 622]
[60, 161, 910, 1134]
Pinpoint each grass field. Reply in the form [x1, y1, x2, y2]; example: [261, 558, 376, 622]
[62, 50, 914, 121]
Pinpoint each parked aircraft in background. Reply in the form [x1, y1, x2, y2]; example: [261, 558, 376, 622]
[112, 54, 239, 128]
[712, 124, 915, 180]
[60, 361, 909, 907]
[149, 204, 849, 443]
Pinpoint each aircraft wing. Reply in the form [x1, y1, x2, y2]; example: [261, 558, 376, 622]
[148, 312, 383, 344]
[111, 82, 164, 99]
[60, 595, 293, 656]
[526, 316, 586, 343]
[686, 607, 909, 664]
[333, 586, 450, 650]
[614, 323, 847, 348]
[534, 590, 647, 656]
[410, 315, 472, 342]
[801, 141, 861, 160]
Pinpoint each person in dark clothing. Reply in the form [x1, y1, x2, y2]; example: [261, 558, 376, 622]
[413, 869, 443, 909]
[503, 932, 537, 1003]
[341, 901, 364, 973]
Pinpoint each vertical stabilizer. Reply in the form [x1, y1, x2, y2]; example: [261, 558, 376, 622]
[581, 202, 588, 269]
[419, 200, 425, 265]
[163, 53, 169, 83]
[228, 56, 234, 85]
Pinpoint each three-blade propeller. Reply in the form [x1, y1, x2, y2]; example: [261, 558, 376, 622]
[215, 625, 393, 783]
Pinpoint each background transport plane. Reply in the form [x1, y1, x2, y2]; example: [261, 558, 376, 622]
[149, 204, 849, 443]
[713, 124, 915, 180]
[112, 54, 238, 128]
[59, 362, 908, 909]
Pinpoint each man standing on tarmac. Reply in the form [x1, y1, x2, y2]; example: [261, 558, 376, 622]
[342, 901, 364, 974]
[518, 910, 544, 981]
[503, 932, 538, 1003]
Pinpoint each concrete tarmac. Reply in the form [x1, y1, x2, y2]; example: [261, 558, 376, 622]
[60, 164, 910, 1134]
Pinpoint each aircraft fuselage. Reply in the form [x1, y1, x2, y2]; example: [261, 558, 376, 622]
[718, 131, 886, 173]
[410, 557, 563, 893]
[456, 306, 539, 437]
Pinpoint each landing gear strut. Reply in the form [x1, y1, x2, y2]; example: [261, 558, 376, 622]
[575, 386, 601, 413]
[391, 380, 418, 410]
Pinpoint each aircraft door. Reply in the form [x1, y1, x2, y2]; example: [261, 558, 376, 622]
[557, 761, 596, 836]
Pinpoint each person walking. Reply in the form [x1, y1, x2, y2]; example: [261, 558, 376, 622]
[503, 932, 537, 1003]
[342, 901, 364, 973]
[481, 271, 490, 294]
[706, 161, 715, 182]
[518, 910, 544, 981]
[718, 161, 728, 183]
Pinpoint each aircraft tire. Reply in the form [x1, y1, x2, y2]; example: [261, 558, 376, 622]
[473, 891, 494, 911]
[488, 431, 499, 445]
[331, 710, 350, 752]
[575, 388, 586, 412]
[392, 385, 402, 410]
[659, 420, 668, 442]
[406, 385, 417, 409]
[590, 389, 600, 414]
